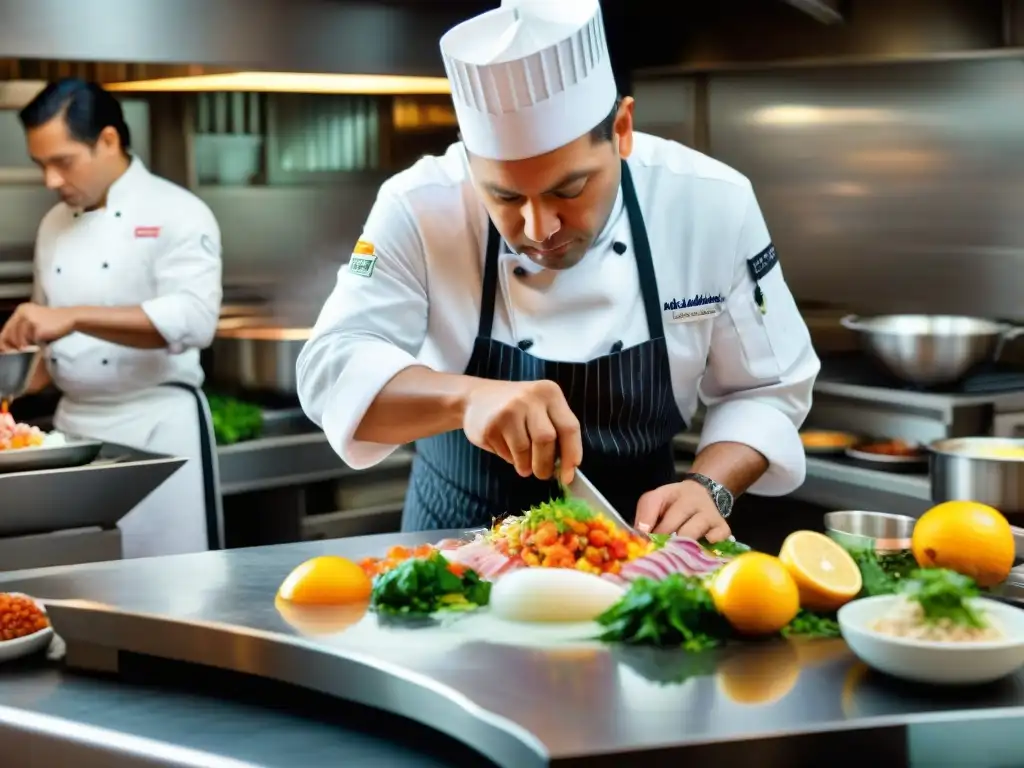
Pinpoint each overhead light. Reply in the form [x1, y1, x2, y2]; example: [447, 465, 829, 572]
[105, 71, 451, 95]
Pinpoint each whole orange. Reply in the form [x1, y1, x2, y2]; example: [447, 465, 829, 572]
[911, 501, 1015, 587]
[277, 556, 373, 605]
[709, 552, 800, 635]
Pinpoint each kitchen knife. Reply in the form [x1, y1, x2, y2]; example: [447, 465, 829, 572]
[565, 468, 651, 541]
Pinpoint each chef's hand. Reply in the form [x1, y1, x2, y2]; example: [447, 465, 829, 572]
[462, 379, 582, 484]
[634, 480, 732, 542]
[0, 303, 77, 351]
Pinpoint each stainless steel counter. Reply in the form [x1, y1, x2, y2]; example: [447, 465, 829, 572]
[2, 532, 1024, 767]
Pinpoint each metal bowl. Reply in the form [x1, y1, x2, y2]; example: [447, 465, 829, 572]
[824, 510, 917, 553]
[929, 437, 1024, 516]
[0, 347, 40, 402]
[840, 314, 1024, 386]
[210, 319, 310, 397]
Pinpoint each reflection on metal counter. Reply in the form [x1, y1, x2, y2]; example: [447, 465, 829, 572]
[2, 531, 1024, 766]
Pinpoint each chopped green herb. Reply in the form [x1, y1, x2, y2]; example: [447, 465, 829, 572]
[899, 568, 986, 628]
[521, 496, 595, 532]
[847, 547, 919, 597]
[206, 394, 263, 445]
[371, 552, 491, 616]
[595, 574, 731, 651]
[783, 609, 841, 638]
[699, 538, 752, 558]
[648, 533, 672, 549]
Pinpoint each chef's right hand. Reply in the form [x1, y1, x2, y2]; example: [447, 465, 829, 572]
[462, 379, 582, 484]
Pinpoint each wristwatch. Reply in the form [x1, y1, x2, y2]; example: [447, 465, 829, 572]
[680, 473, 734, 519]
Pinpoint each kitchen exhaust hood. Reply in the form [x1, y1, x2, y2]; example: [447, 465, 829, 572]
[780, 0, 844, 24]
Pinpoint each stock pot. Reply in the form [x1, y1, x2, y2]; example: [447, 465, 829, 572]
[209, 318, 310, 398]
[929, 437, 1024, 516]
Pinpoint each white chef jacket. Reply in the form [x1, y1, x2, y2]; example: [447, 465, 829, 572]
[32, 157, 223, 557]
[297, 132, 820, 496]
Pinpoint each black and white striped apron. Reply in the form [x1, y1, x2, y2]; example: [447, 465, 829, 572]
[402, 160, 686, 531]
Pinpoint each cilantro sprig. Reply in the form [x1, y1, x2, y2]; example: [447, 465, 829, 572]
[899, 568, 987, 628]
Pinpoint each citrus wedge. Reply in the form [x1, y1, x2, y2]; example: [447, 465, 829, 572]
[779, 530, 862, 612]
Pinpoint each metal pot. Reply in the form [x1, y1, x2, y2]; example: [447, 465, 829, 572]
[209, 318, 310, 397]
[840, 314, 1024, 386]
[929, 437, 1024, 516]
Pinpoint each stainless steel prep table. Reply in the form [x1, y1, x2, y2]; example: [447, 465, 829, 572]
[3, 532, 1024, 767]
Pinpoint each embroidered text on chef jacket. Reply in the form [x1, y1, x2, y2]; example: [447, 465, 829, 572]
[33, 158, 223, 402]
[297, 133, 821, 496]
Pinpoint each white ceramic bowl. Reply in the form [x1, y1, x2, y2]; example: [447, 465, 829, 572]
[838, 595, 1024, 685]
[0, 594, 53, 663]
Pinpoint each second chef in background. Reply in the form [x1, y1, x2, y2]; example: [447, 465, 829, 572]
[0, 79, 223, 559]
[298, 0, 821, 540]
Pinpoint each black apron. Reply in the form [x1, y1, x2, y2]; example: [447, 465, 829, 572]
[162, 382, 224, 550]
[402, 161, 686, 531]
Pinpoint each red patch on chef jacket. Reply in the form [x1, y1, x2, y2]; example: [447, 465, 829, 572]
[134, 226, 161, 239]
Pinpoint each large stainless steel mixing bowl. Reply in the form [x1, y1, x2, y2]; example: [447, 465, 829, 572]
[841, 314, 1024, 386]
[0, 347, 40, 402]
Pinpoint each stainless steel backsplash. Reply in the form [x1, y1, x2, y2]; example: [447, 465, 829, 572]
[636, 57, 1024, 322]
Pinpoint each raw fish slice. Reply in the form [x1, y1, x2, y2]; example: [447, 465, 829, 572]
[610, 537, 726, 584]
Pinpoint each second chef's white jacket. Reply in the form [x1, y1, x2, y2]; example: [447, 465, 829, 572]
[33, 157, 223, 558]
[298, 132, 821, 496]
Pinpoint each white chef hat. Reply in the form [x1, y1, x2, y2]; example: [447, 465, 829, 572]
[440, 0, 618, 162]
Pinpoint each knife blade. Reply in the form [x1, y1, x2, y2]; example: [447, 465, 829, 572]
[565, 469, 651, 541]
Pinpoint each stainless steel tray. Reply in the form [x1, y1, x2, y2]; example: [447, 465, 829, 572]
[0, 438, 102, 475]
[0, 442, 186, 538]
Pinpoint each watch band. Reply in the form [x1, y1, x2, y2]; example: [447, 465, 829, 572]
[680, 472, 734, 519]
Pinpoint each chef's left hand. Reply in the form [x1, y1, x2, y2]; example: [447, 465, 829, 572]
[0, 303, 77, 351]
[634, 480, 732, 542]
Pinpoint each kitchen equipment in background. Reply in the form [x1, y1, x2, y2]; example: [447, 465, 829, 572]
[210, 317, 310, 398]
[824, 510, 916, 553]
[194, 135, 264, 186]
[844, 440, 927, 473]
[840, 315, 1024, 387]
[0, 437, 102, 474]
[929, 437, 1024, 516]
[800, 429, 859, 454]
[0, 347, 39, 403]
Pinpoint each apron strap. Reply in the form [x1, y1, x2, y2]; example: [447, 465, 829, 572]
[477, 221, 503, 341]
[162, 383, 224, 551]
[620, 160, 666, 340]
[476, 160, 666, 342]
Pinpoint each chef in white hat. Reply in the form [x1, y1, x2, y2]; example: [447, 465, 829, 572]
[297, 0, 820, 542]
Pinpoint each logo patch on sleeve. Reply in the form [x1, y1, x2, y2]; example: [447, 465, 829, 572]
[349, 255, 377, 278]
[746, 243, 778, 283]
[746, 243, 778, 315]
[353, 239, 375, 256]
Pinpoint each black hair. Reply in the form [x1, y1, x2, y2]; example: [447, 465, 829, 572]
[18, 78, 131, 152]
[589, 96, 623, 143]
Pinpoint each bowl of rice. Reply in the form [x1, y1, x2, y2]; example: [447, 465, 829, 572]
[839, 592, 1024, 685]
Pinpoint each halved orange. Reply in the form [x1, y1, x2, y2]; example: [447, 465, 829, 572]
[779, 530, 862, 612]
